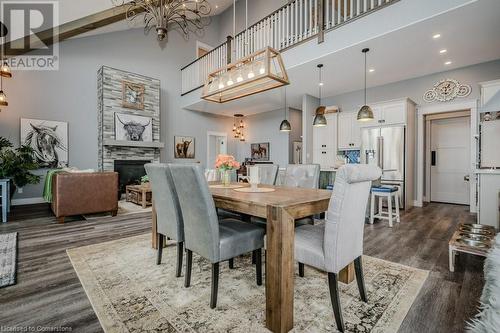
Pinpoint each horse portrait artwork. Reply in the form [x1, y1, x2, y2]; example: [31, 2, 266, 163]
[174, 136, 195, 159]
[122, 81, 145, 110]
[114, 113, 153, 142]
[20, 118, 69, 168]
[250, 142, 270, 161]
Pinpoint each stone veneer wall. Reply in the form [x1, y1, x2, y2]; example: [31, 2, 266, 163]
[97, 66, 161, 171]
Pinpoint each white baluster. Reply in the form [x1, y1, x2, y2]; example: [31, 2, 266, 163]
[343, 0, 347, 21]
[378, 0, 382, 5]
[370, 0, 374, 9]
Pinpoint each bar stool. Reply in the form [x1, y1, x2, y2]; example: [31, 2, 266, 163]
[370, 186, 400, 227]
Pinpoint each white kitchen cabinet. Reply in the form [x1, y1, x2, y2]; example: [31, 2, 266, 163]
[313, 113, 338, 168]
[338, 112, 361, 150]
[359, 99, 408, 127]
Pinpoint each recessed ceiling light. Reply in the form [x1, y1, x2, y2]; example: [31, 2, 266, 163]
[369, 68, 375, 73]
[433, 34, 441, 39]
[439, 49, 447, 54]
[445, 61, 452, 65]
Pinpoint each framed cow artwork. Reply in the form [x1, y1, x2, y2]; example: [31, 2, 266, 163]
[250, 142, 270, 161]
[20, 118, 69, 168]
[114, 113, 153, 142]
[174, 136, 195, 159]
[122, 81, 145, 110]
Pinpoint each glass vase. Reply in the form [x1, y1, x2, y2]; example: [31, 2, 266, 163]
[221, 169, 231, 187]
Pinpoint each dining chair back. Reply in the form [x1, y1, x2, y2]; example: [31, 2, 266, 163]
[284, 164, 320, 189]
[247, 164, 279, 185]
[324, 164, 382, 273]
[145, 163, 185, 276]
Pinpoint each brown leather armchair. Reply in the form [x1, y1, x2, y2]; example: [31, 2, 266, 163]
[51, 172, 119, 223]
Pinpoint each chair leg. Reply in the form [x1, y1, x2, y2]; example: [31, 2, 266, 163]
[387, 194, 393, 227]
[156, 234, 164, 265]
[328, 272, 345, 333]
[299, 262, 305, 277]
[210, 262, 220, 309]
[229, 258, 234, 269]
[354, 256, 367, 302]
[369, 193, 375, 224]
[255, 249, 262, 286]
[184, 250, 193, 288]
[176, 242, 184, 277]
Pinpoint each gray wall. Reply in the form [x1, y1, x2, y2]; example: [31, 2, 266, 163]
[235, 108, 290, 166]
[322, 59, 500, 110]
[0, 26, 235, 201]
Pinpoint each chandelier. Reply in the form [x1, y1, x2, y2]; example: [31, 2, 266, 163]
[232, 114, 245, 141]
[202, 47, 289, 103]
[114, 0, 212, 42]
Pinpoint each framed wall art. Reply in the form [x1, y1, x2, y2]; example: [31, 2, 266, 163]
[174, 136, 195, 159]
[122, 80, 145, 110]
[20, 118, 69, 168]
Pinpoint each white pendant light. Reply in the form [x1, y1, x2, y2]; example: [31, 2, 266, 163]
[357, 48, 374, 122]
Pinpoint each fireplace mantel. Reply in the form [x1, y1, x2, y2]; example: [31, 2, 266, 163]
[104, 139, 165, 148]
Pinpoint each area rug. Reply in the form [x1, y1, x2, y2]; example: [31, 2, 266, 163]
[0, 232, 17, 288]
[67, 234, 429, 333]
[83, 200, 151, 220]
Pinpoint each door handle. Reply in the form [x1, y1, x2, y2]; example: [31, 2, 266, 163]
[431, 151, 436, 166]
[464, 175, 470, 182]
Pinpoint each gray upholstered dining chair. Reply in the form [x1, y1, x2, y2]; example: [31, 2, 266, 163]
[285, 164, 321, 225]
[246, 164, 279, 185]
[144, 163, 184, 277]
[295, 164, 382, 332]
[169, 164, 265, 309]
[283, 164, 320, 188]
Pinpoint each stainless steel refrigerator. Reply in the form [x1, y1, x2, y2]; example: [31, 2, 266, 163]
[361, 126, 405, 208]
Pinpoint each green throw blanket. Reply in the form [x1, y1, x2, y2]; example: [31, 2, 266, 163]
[43, 169, 64, 203]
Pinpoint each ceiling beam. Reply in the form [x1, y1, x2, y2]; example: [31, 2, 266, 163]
[1, 4, 143, 57]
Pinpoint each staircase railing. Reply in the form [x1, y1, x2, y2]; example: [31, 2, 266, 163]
[181, 0, 398, 96]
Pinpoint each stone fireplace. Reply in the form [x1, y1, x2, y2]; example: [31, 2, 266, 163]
[97, 66, 164, 187]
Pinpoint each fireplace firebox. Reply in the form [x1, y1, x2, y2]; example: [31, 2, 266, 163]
[114, 160, 151, 195]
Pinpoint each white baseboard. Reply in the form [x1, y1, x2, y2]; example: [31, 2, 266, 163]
[11, 197, 46, 206]
[413, 200, 423, 207]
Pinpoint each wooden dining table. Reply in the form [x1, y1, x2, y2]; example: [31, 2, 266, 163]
[151, 182, 353, 333]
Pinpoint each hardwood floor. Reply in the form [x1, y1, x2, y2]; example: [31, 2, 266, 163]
[0, 203, 481, 332]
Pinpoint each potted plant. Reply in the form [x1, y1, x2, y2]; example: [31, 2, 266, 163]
[0, 136, 41, 198]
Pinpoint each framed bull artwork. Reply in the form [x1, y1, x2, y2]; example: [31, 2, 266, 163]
[114, 113, 153, 142]
[122, 81, 145, 110]
[20, 118, 69, 169]
[174, 136, 195, 159]
[250, 142, 270, 161]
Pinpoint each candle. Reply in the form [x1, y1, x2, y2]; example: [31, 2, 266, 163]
[249, 166, 259, 189]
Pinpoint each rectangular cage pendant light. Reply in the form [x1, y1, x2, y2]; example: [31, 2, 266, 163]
[202, 47, 290, 103]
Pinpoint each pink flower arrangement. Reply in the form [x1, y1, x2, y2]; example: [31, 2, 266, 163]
[215, 154, 240, 171]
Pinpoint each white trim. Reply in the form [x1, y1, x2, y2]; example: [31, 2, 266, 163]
[416, 99, 478, 213]
[12, 197, 46, 206]
[206, 131, 228, 167]
[413, 200, 422, 207]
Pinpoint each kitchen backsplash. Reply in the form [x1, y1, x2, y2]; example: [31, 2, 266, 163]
[343, 150, 360, 164]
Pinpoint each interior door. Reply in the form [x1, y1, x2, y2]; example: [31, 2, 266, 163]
[430, 117, 470, 205]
